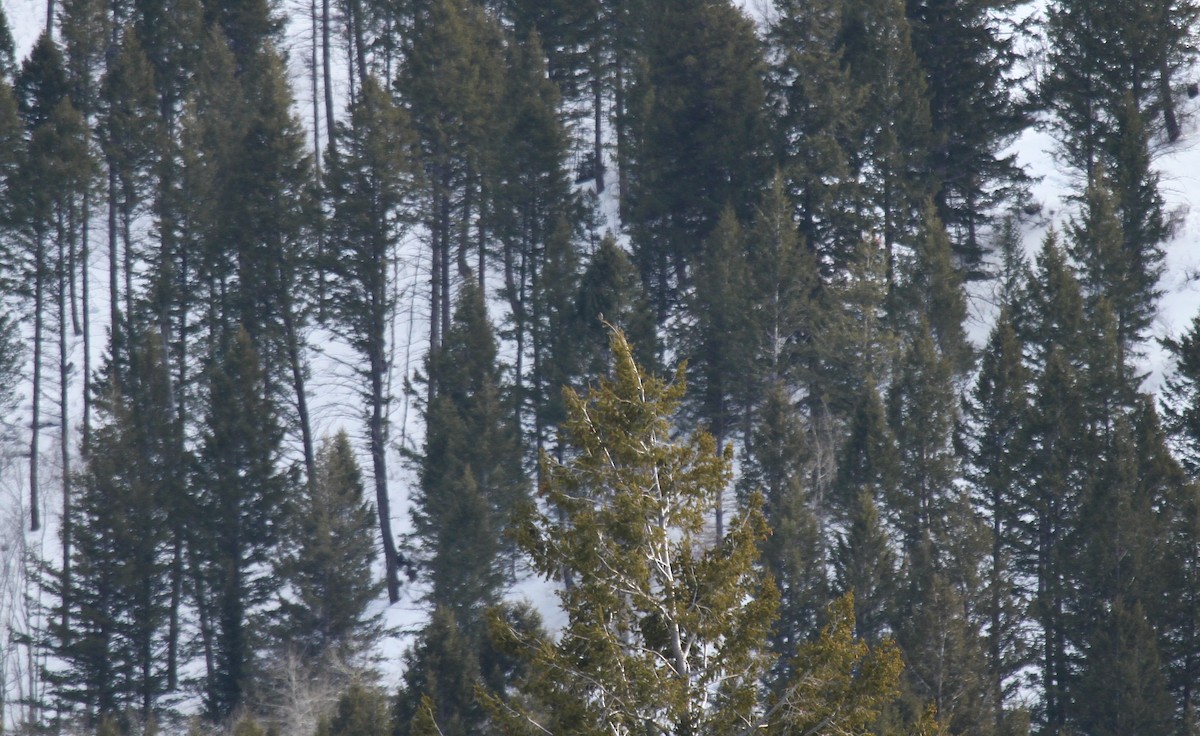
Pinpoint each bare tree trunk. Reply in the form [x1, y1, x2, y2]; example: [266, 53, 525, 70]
[31, 235, 45, 532]
[322, 0, 336, 150]
[281, 300, 317, 485]
[369, 340, 401, 602]
[81, 191, 92, 452]
[1160, 62, 1181, 142]
[58, 216, 72, 639]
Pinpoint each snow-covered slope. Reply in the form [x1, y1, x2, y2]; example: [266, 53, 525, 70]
[4, 0, 1200, 727]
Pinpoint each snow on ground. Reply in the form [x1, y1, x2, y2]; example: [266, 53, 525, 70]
[6, 0, 1200, 723]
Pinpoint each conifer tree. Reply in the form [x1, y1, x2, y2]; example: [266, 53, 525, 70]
[964, 313, 1030, 725]
[624, 0, 768, 320]
[99, 30, 163, 370]
[892, 538, 994, 735]
[904, 0, 1030, 267]
[15, 34, 69, 130]
[394, 607, 488, 736]
[898, 203, 971, 374]
[1074, 599, 1174, 736]
[324, 74, 416, 603]
[841, 0, 934, 277]
[318, 681, 392, 736]
[411, 282, 526, 622]
[1164, 310, 1200, 477]
[396, 0, 504, 351]
[747, 173, 821, 391]
[1044, 0, 1197, 168]
[684, 208, 756, 472]
[886, 322, 960, 553]
[488, 32, 582, 456]
[11, 92, 91, 550]
[489, 328, 903, 734]
[743, 382, 827, 672]
[1161, 478, 1200, 729]
[1069, 168, 1161, 368]
[819, 237, 897, 415]
[276, 431, 381, 665]
[193, 328, 290, 719]
[1020, 230, 1087, 368]
[833, 377, 901, 520]
[767, 0, 864, 273]
[0, 5, 15, 83]
[573, 234, 658, 377]
[1019, 348, 1089, 733]
[49, 334, 179, 726]
[833, 489, 896, 643]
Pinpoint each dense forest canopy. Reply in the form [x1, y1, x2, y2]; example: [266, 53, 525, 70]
[1, 0, 1200, 733]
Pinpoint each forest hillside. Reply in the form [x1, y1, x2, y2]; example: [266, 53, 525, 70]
[3, 0, 1200, 733]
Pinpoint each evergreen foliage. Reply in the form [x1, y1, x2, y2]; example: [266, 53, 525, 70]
[625, 0, 769, 320]
[904, 0, 1030, 268]
[4, 0, 1200, 730]
[193, 328, 290, 719]
[276, 431, 381, 665]
[49, 335, 179, 727]
[489, 328, 903, 735]
[410, 282, 526, 622]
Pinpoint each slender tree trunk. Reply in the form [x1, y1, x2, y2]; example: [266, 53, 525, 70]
[187, 542, 217, 690]
[1160, 62, 1180, 142]
[592, 63, 604, 194]
[369, 339, 401, 602]
[30, 235, 45, 532]
[440, 188, 451, 336]
[81, 193, 92, 452]
[322, 0, 336, 151]
[281, 300, 316, 485]
[310, 0, 327, 317]
[58, 216, 72, 639]
[167, 536, 182, 691]
[108, 169, 120, 343]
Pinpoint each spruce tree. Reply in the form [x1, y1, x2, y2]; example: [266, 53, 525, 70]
[1069, 168, 1161, 368]
[833, 488, 896, 643]
[98, 30, 163, 366]
[886, 322, 960, 553]
[193, 328, 290, 719]
[0, 5, 15, 83]
[818, 237, 897, 416]
[394, 608, 488, 736]
[904, 0, 1030, 268]
[50, 334, 179, 726]
[1163, 310, 1200, 476]
[319, 681, 392, 736]
[767, 0, 864, 273]
[746, 173, 821, 391]
[1074, 600, 1174, 736]
[324, 74, 416, 603]
[487, 31, 583, 458]
[624, 0, 769, 320]
[410, 282, 526, 622]
[573, 234, 658, 377]
[964, 313, 1030, 726]
[743, 381, 827, 673]
[683, 208, 756, 473]
[897, 202, 971, 374]
[1019, 348, 1089, 733]
[396, 0, 504, 351]
[1044, 0, 1197, 169]
[276, 431, 382, 665]
[840, 0, 934, 277]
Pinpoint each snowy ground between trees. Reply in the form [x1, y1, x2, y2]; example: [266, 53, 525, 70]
[3, 0, 1200, 726]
